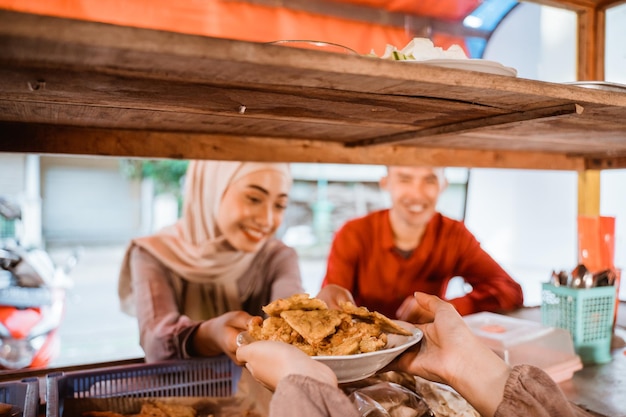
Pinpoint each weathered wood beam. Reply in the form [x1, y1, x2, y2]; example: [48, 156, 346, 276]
[585, 156, 626, 169]
[0, 122, 586, 170]
[577, 169, 601, 215]
[577, 6, 605, 81]
[345, 104, 581, 147]
[527, 0, 600, 10]
[574, 5, 605, 217]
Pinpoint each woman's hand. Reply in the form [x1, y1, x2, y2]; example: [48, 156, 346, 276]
[192, 310, 253, 364]
[394, 292, 510, 417]
[236, 340, 338, 391]
[316, 284, 355, 310]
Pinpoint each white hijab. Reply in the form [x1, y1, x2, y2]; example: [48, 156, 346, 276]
[118, 160, 292, 317]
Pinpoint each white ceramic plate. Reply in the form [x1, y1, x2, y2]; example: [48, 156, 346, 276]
[408, 58, 518, 77]
[267, 40, 358, 55]
[565, 81, 626, 93]
[313, 322, 423, 383]
[238, 321, 423, 384]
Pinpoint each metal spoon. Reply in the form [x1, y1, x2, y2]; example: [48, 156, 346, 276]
[569, 264, 590, 288]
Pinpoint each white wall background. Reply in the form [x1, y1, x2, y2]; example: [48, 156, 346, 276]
[606, 4, 626, 84]
[466, 3, 626, 304]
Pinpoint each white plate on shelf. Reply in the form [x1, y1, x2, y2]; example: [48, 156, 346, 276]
[565, 81, 626, 93]
[406, 58, 518, 77]
[238, 321, 422, 384]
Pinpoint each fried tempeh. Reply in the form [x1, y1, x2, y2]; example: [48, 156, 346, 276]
[280, 309, 345, 345]
[248, 316, 302, 344]
[263, 293, 328, 317]
[340, 301, 412, 336]
[249, 293, 413, 356]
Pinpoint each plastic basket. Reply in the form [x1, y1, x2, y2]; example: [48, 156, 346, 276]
[0, 378, 40, 417]
[0, 217, 16, 239]
[46, 356, 242, 417]
[541, 283, 616, 364]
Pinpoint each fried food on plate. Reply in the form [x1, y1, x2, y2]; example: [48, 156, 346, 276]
[82, 412, 125, 417]
[83, 401, 197, 417]
[248, 316, 300, 344]
[263, 293, 328, 316]
[140, 402, 196, 417]
[339, 301, 412, 336]
[280, 309, 347, 345]
[0, 404, 14, 417]
[248, 293, 414, 356]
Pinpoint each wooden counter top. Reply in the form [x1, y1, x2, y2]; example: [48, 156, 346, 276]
[1, 10, 626, 170]
[508, 306, 626, 417]
[2, 306, 625, 416]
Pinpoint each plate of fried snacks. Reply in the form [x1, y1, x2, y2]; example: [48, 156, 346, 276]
[238, 294, 423, 383]
[0, 403, 21, 417]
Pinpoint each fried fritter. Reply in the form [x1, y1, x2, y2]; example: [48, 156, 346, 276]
[280, 309, 345, 345]
[359, 334, 388, 353]
[152, 403, 196, 417]
[263, 293, 328, 317]
[83, 401, 198, 417]
[340, 301, 412, 336]
[82, 413, 125, 417]
[317, 336, 360, 356]
[249, 294, 413, 356]
[248, 316, 302, 344]
[0, 404, 13, 417]
[319, 320, 387, 355]
[137, 403, 168, 417]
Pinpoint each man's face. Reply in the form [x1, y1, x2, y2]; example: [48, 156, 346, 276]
[380, 166, 444, 229]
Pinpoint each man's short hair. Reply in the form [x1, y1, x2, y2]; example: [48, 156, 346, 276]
[385, 166, 446, 186]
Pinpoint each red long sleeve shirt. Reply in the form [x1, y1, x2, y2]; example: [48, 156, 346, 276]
[322, 210, 524, 317]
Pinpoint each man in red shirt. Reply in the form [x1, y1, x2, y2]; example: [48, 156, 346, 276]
[321, 166, 523, 320]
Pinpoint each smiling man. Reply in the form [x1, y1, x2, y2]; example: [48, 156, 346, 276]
[321, 165, 524, 320]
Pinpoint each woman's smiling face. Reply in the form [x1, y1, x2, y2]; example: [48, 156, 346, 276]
[216, 169, 291, 252]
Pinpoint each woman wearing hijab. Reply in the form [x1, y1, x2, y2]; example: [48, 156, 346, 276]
[118, 160, 304, 363]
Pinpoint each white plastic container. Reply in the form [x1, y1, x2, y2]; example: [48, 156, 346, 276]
[463, 312, 582, 383]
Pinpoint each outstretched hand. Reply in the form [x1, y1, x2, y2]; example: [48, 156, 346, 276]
[236, 340, 338, 391]
[316, 284, 355, 310]
[393, 292, 510, 417]
[394, 292, 477, 384]
[193, 310, 254, 365]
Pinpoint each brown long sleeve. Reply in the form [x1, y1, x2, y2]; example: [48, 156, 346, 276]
[495, 365, 593, 417]
[270, 375, 360, 417]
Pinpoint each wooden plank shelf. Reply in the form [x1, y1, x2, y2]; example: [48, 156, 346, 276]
[1, 10, 626, 170]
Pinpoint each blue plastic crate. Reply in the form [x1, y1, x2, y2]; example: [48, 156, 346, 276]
[541, 283, 616, 364]
[46, 356, 242, 417]
[0, 378, 40, 417]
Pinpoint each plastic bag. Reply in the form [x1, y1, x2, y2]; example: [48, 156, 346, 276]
[413, 376, 480, 417]
[348, 381, 434, 417]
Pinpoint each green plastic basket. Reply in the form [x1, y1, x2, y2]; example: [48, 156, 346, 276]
[541, 283, 615, 364]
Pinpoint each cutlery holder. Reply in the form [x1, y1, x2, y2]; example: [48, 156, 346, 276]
[541, 283, 615, 364]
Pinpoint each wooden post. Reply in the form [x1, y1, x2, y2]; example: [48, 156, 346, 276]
[578, 170, 601, 216]
[575, 6, 604, 216]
